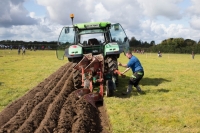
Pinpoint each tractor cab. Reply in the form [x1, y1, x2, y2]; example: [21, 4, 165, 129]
[57, 19, 129, 61]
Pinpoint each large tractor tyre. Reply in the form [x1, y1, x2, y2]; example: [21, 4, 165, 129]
[105, 56, 119, 86]
[105, 80, 114, 97]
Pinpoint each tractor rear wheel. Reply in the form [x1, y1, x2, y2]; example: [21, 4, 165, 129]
[105, 56, 118, 86]
[105, 80, 114, 97]
[106, 56, 118, 71]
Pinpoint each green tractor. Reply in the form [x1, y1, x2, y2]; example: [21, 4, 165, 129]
[56, 14, 129, 106]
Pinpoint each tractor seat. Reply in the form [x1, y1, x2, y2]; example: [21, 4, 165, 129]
[88, 38, 99, 45]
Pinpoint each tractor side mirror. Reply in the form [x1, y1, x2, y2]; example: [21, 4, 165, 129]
[65, 27, 70, 34]
[114, 24, 119, 31]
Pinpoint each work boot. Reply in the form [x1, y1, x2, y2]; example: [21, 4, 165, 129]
[136, 85, 145, 94]
[122, 85, 133, 95]
[136, 85, 142, 92]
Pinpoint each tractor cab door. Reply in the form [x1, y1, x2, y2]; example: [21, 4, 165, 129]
[57, 27, 75, 60]
[110, 23, 130, 54]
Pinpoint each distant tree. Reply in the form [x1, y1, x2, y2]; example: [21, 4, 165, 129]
[150, 41, 155, 46]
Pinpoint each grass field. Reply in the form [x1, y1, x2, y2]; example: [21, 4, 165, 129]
[0, 49, 66, 110]
[106, 53, 200, 133]
[1, 49, 200, 132]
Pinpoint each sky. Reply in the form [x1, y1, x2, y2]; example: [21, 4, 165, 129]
[0, 0, 200, 44]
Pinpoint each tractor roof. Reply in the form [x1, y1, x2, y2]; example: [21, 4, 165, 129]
[74, 22, 111, 29]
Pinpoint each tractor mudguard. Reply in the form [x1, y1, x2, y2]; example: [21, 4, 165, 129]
[65, 48, 83, 58]
[65, 45, 83, 58]
[104, 43, 120, 56]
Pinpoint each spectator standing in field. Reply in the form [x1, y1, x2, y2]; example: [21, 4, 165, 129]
[192, 51, 195, 59]
[158, 51, 162, 57]
[118, 50, 144, 95]
[22, 47, 26, 55]
[18, 47, 21, 55]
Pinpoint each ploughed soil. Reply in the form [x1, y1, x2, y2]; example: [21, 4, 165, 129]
[0, 62, 111, 133]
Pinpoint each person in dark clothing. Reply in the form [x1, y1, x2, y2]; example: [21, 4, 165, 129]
[158, 51, 162, 57]
[118, 50, 144, 95]
[18, 47, 20, 55]
[22, 47, 25, 55]
[192, 51, 195, 59]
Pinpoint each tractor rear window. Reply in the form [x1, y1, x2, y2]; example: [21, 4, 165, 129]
[79, 33, 105, 46]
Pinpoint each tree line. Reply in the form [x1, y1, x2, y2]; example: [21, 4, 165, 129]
[129, 37, 200, 54]
[1, 37, 200, 54]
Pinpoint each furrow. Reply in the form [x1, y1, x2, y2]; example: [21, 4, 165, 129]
[16, 64, 73, 133]
[35, 71, 74, 133]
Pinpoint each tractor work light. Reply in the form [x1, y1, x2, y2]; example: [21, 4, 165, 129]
[70, 14, 74, 18]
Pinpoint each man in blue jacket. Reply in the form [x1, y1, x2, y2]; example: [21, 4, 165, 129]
[118, 50, 144, 95]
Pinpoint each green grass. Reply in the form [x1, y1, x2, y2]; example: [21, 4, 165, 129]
[1, 50, 200, 132]
[105, 53, 200, 133]
[0, 49, 66, 110]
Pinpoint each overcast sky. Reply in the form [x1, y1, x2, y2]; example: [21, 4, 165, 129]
[0, 0, 200, 44]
